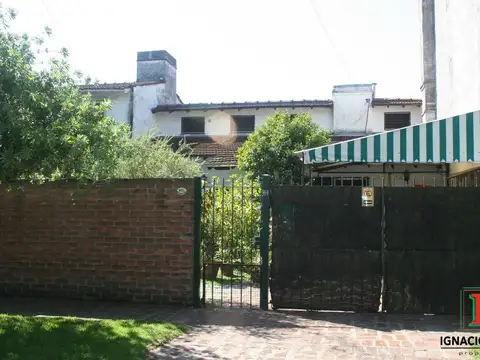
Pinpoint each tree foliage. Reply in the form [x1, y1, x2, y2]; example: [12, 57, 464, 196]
[0, 8, 202, 182]
[236, 111, 330, 184]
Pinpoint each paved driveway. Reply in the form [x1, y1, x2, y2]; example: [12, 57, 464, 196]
[154, 309, 474, 360]
[0, 297, 475, 360]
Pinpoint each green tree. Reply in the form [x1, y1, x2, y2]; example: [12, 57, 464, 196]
[0, 8, 124, 182]
[0, 8, 202, 182]
[237, 111, 330, 184]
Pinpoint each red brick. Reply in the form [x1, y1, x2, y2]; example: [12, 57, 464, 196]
[0, 179, 195, 305]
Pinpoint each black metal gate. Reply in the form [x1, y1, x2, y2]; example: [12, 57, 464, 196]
[198, 176, 270, 309]
[269, 185, 382, 312]
[269, 181, 480, 314]
[383, 187, 480, 314]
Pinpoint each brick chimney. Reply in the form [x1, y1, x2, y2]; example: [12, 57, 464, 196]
[136, 50, 177, 104]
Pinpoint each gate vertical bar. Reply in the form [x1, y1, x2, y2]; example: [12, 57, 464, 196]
[260, 174, 272, 310]
[380, 183, 386, 312]
[193, 177, 202, 308]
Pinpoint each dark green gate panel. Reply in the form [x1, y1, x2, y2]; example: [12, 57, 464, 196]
[270, 186, 382, 312]
[384, 187, 480, 314]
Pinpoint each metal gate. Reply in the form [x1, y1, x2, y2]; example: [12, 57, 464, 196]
[270, 185, 382, 312]
[269, 179, 480, 314]
[197, 176, 270, 309]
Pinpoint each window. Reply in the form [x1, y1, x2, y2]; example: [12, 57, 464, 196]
[181, 117, 205, 134]
[312, 176, 369, 187]
[231, 115, 255, 133]
[334, 177, 369, 187]
[384, 113, 411, 130]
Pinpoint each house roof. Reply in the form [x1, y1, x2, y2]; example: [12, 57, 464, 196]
[78, 81, 165, 91]
[161, 135, 248, 167]
[151, 100, 334, 113]
[372, 98, 422, 107]
[297, 110, 480, 164]
[193, 142, 243, 167]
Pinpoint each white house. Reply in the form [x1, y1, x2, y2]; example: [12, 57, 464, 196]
[80, 50, 444, 184]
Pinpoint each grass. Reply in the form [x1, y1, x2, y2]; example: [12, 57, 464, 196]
[0, 314, 185, 360]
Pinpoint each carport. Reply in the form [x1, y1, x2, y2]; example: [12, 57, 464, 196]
[295, 110, 480, 186]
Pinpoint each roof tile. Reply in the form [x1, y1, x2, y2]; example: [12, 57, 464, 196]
[160, 135, 247, 167]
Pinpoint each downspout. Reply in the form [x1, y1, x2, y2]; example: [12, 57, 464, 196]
[128, 85, 134, 137]
[364, 83, 375, 133]
[364, 98, 371, 134]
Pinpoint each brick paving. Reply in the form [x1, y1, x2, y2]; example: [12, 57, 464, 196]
[0, 297, 477, 360]
[156, 309, 477, 360]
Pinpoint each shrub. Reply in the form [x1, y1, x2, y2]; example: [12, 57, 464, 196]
[114, 134, 203, 179]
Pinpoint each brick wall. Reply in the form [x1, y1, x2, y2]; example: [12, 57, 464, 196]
[0, 179, 196, 305]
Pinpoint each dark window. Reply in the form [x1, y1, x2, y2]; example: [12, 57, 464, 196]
[231, 115, 255, 133]
[312, 177, 332, 186]
[334, 177, 369, 187]
[384, 113, 411, 130]
[312, 176, 369, 187]
[181, 117, 205, 134]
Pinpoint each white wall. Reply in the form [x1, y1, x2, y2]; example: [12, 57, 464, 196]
[434, 0, 480, 176]
[333, 92, 373, 133]
[89, 85, 422, 140]
[150, 107, 333, 137]
[435, 0, 480, 119]
[90, 91, 130, 126]
[133, 83, 166, 136]
[368, 105, 423, 133]
[140, 101, 422, 137]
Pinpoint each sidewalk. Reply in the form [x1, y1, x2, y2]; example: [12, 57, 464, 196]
[0, 297, 474, 360]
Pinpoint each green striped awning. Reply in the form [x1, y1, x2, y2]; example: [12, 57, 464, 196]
[298, 110, 480, 165]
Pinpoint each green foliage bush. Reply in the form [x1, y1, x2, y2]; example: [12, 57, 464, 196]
[114, 134, 202, 179]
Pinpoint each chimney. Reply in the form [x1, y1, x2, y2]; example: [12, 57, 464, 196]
[331, 84, 376, 134]
[136, 50, 177, 104]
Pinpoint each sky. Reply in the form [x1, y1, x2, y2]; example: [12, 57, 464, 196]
[3, 0, 423, 103]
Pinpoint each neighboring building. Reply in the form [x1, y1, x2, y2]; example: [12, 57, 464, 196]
[293, 0, 480, 188]
[420, 0, 480, 184]
[80, 50, 425, 180]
